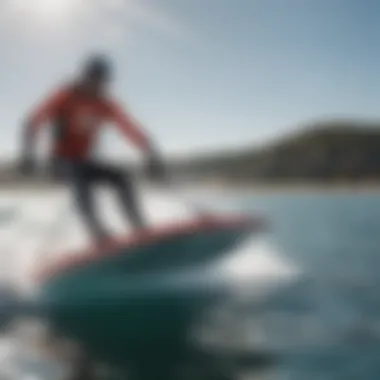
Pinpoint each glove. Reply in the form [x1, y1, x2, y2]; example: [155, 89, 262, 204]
[146, 152, 166, 183]
[19, 155, 36, 176]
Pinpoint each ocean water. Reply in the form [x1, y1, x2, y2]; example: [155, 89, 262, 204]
[0, 188, 379, 379]
[206, 190, 380, 380]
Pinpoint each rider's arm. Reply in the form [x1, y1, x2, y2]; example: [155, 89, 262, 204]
[106, 100, 153, 153]
[107, 99, 166, 180]
[22, 87, 68, 159]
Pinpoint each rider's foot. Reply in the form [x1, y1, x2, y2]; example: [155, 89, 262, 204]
[94, 229, 112, 246]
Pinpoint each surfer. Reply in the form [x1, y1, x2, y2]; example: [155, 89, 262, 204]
[19, 54, 165, 242]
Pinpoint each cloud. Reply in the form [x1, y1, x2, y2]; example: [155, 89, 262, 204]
[1, 0, 189, 49]
[0, 0, 195, 159]
[112, 0, 188, 40]
[85, 0, 192, 51]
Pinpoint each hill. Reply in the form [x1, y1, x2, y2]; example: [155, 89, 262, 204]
[2, 120, 380, 186]
[173, 120, 380, 183]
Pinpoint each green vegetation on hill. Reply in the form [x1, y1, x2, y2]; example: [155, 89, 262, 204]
[2, 120, 380, 185]
[173, 120, 380, 183]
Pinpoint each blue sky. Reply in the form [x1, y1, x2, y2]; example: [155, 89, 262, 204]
[0, 0, 379, 159]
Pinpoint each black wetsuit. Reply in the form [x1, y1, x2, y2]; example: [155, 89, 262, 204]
[53, 159, 144, 240]
[24, 84, 152, 241]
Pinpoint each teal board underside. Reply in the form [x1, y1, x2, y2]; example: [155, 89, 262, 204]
[39, 225, 254, 370]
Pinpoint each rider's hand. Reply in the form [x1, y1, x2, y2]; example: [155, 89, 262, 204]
[19, 154, 36, 176]
[146, 151, 166, 183]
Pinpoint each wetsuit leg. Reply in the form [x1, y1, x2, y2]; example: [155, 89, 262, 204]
[87, 162, 146, 229]
[110, 168, 146, 229]
[54, 159, 111, 240]
[71, 163, 112, 240]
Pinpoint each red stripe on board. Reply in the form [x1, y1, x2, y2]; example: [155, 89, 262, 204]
[35, 214, 264, 283]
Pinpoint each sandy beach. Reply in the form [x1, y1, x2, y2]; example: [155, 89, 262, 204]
[2, 179, 380, 194]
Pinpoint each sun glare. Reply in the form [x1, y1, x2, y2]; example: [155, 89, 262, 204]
[9, 0, 84, 25]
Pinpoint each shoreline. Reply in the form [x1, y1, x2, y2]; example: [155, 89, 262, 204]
[195, 183, 380, 197]
[2, 180, 380, 195]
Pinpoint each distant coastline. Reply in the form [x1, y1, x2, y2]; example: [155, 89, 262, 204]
[3, 120, 380, 194]
[170, 120, 380, 185]
[2, 179, 380, 195]
[201, 181, 380, 195]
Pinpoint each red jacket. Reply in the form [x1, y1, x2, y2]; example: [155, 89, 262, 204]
[27, 84, 150, 159]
